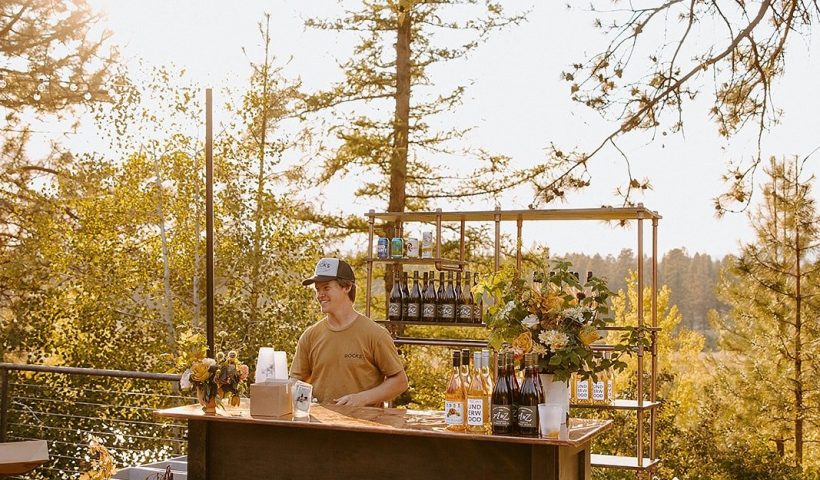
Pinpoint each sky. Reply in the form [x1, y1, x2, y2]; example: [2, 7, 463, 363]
[51, 1, 820, 258]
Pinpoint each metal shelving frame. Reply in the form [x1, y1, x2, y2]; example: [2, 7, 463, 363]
[363, 205, 662, 477]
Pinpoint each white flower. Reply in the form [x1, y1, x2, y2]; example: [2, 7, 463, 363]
[202, 358, 217, 367]
[538, 330, 569, 351]
[498, 300, 516, 320]
[531, 343, 547, 355]
[179, 369, 192, 390]
[563, 306, 587, 324]
[521, 314, 539, 329]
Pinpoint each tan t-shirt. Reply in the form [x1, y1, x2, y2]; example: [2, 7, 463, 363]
[289, 314, 404, 404]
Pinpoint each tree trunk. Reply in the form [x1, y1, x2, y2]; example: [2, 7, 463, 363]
[793, 163, 803, 468]
[384, 6, 412, 314]
[154, 154, 177, 349]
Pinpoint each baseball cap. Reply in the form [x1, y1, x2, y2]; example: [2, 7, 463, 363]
[302, 258, 356, 286]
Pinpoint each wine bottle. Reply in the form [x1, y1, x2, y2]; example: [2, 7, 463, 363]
[472, 272, 482, 323]
[458, 271, 473, 323]
[491, 352, 512, 435]
[506, 352, 520, 434]
[388, 271, 402, 322]
[442, 272, 456, 322]
[460, 348, 472, 390]
[401, 271, 410, 321]
[407, 270, 422, 322]
[480, 349, 493, 433]
[517, 353, 539, 437]
[422, 271, 437, 322]
[466, 351, 487, 434]
[444, 350, 466, 432]
[436, 272, 446, 323]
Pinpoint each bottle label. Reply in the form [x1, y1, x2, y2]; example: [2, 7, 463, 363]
[592, 381, 605, 401]
[444, 400, 465, 425]
[407, 303, 419, 319]
[441, 304, 455, 319]
[517, 405, 537, 429]
[457, 305, 472, 321]
[491, 404, 512, 427]
[466, 397, 484, 426]
[388, 302, 400, 319]
[473, 304, 481, 323]
[422, 303, 436, 320]
[576, 381, 589, 401]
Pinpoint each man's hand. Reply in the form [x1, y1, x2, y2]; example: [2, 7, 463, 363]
[334, 392, 370, 406]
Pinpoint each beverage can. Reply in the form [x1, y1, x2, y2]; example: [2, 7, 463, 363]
[376, 237, 389, 259]
[421, 231, 434, 258]
[406, 237, 420, 257]
[390, 237, 404, 259]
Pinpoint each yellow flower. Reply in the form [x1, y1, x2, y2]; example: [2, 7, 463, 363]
[512, 331, 534, 353]
[579, 324, 601, 346]
[191, 361, 211, 382]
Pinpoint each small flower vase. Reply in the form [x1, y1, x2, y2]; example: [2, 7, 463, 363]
[196, 387, 219, 415]
[539, 373, 570, 424]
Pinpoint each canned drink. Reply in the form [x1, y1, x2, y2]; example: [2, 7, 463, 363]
[376, 237, 389, 259]
[421, 231, 434, 258]
[390, 237, 404, 259]
[405, 237, 420, 257]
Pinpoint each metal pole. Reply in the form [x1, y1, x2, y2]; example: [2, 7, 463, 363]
[366, 211, 375, 317]
[515, 217, 523, 275]
[650, 217, 659, 461]
[493, 207, 501, 273]
[0, 369, 9, 442]
[636, 209, 644, 467]
[205, 88, 215, 357]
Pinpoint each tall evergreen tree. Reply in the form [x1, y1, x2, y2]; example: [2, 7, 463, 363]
[714, 157, 820, 468]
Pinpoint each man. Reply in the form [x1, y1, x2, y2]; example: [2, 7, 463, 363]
[290, 258, 409, 406]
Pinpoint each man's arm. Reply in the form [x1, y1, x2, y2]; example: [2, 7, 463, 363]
[334, 370, 409, 407]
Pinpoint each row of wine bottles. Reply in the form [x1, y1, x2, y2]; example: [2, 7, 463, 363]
[444, 350, 546, 437]
[388, 270, 482, 323]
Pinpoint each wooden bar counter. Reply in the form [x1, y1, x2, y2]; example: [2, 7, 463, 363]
[157, 403, 611, 480]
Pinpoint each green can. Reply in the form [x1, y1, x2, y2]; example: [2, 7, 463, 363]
[390, 237, 404, 259]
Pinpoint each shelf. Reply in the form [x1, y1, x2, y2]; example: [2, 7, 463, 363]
[367, 206, 662, 223]
[365, 257, 467, 266]
[393, 337, 489, 348]
[571, 399, 660, 410]
[377, 320, 487, 328]
[591, 454, 661, 471]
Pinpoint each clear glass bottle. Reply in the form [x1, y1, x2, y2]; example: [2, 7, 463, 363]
[444, 350, 466, 432]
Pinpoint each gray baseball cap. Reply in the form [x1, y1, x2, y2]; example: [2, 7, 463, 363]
[302, 258, 356, 285]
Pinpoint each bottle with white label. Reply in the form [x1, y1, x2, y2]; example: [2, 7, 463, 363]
[444, 350, 466, 432]
[466, 351, 488, 434]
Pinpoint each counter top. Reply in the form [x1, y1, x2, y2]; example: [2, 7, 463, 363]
[156, 403, 611, 448]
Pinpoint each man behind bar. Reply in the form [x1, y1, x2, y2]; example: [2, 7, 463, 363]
[290, 258, 408, 406]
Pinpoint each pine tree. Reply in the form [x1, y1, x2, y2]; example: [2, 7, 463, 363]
[714, 157, 820, 468]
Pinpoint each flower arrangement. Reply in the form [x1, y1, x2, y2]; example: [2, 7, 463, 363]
[480, 259, 627, 382]
[177, 330, 249, 409]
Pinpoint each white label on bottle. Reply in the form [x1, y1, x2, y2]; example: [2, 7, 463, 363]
[441, 304, 455, 319]
[388, 302, 400, 318]
[444, 400, 465, 425]
[592, 381, 605, 401]
[458, 305, 472, 321]
[517, 405, 537, 429]
[422, 303, 436, 320]
[467, 397, 484, 426]
[576, 380, 589, 400]
[491, 404, 512, 427]
[407, 303, 419, 318]
[473, 304, 481, 322]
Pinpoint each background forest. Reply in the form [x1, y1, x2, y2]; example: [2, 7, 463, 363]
[1, 1, 819, 479]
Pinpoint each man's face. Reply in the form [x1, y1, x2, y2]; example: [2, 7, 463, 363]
[313, 280, 349, 313]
